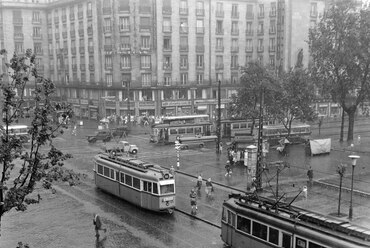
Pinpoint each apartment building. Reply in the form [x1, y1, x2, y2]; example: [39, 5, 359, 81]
[0, 0, 327, 120]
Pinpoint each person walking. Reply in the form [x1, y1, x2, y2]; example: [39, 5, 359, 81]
[93, 213, 107, 239]
[219, 142, 223, 154]
[196, 174, 203, 190]
[205, 178, 213, 197]
[169, 165, 175, 176]
[225, 161, 232, 177]
[307, 166, 313, 187]
[189, 188, 198, 214]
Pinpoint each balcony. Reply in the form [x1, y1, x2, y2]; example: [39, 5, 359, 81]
[196, 9, 204, 16]
[13, 18, 23, 25]
[72, 64, 77, 70]
[310, 11, 318, 18]
[257, 46, 264, 52]
[179, 8, 188, 15]
[216, 11, 224, 18]
[246, 30, 254, 36]
[231, 29, 239, 36]
[180, 63, 188, 70]
[54, 17, 59, 24]
[246, 13, 254, 19]
[245, 47, 253, 53]
[87, 10, 93, 18]
[163, 45, 172, 52]
[231, 47, 239, 53]
[163, 25, 172, 33]
[102, 7, 111, 15]
[79, 47, 85, 54]
[180, 27, 188, 34]
[88, 46, 94, 53]
[231, 64, 239, 70]
[231, 12, 239, 19]
[78, 29, 84, 36]
[118, 46, 131, 53]
[119, 26, 130, 32]
[70, 30, 75, 38]
[78, 11, 83, 19]
[71, 47, 76, 54]
[62, 32, 68, 38]
[87, 27, 93, 35]
[55, 33, 60, 39]
[215, 28, 224, 35]
[14, 33, 24, 39]
[89, 64, 95, 71]
[258, 13, 264, 19]
[139, 6, 151, 13]
[163, 63, 172, 70]
[69, 13, 75, 21]
[162, 6, 172, 15]
[196, 27, 204, 34]
[269, 11, 277, 17]
[140, 25, 151, 32]
[32, 19, 42, 24]
[32, 34, 43, 40]
[63, 48, 68, 55]
[62, 15, 67, 22]
[196, 45, 204, 52]
[215, 64, 224, 70]
[258, 29, 264, 36]
[80, 64, 86, 71]
[269, 46, 276, 52]
[269, 28, 276, 35]
[35, 50, 44, 56]
[215, 46, 224, 52]
[180, 45, 188, 52]
[104, 45, 113, 51]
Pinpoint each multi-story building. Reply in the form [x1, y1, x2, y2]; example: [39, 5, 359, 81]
[0, 0, 328, 120]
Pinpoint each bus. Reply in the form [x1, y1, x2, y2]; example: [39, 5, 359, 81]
[150, 115, 213, 144]
[94, 153, 175, 213]
[220, 119, 276, 139]
[221, 193, 370, 248]
[1, 124, 30, 144]
[262, 123, 311, 146]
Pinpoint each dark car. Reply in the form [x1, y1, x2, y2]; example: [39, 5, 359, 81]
[87, 130, 112, 143]
[111, 125, 129, 138]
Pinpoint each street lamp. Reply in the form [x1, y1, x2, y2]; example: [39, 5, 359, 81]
[175, 137, 181, 168]
[348, 154, 360, 220]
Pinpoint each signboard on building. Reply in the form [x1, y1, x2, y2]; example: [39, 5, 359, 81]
[162, 101, 191, 107]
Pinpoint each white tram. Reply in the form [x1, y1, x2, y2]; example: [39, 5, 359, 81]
[93, 154, 175, 213]
[221, 193, 370, 248]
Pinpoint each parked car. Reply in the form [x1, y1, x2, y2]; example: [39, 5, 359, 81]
[87, 130, 112, 143]
[102, 141, 139, 154]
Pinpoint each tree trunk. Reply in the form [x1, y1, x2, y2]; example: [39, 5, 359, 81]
[347, 107, 356, 142]
[337, 175, 343, 216]
[339, 107, 345, 142]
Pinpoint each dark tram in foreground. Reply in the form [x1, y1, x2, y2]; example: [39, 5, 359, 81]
[221, 193, 370, 248]
[93, 153, 175, 213]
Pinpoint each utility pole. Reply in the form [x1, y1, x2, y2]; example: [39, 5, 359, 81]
[127, 81, 131, 127]
[256, 88, 264, 190]
[217, 80, 221, 154]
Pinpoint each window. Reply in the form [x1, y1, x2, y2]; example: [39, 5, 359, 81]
[110, 169, 115, 179]
[227, 210, 235, 226]
[246, 4, 254, 18]
[270, 2, 277, 16]
[104, 18, 112, 32]
[180, 19, 188, 33]
[196, 1, 204, 16]
[310, 2, 318, 17]
[231, 38, 238, 52]
[269, 227, 279, 245]
[216, 20, 223, 34]
[143, 181, 152, 193]
[180, 0, 188, 14]
[269, 20, 276, 34]
[153, 182, 158, 194]
[180, 36, 188, 51]
[163, 18, 171, 32]
[119, 17, 130, 31]
[258, 39, 264, 52]
[259, 4, 264, 17]
[106, 74, 113, 86]
[237, 216, 251, 234]
[231, 4, 238, 18]
[34, 43, 42, 54]
[196, 36, 204, 51]
[133, 177, 140, 189]
[180, 55, 188, 69]
[196, 73, 203, 85]
[216, 55, 223, 69]
[105, 55, 112, 69]
[15, 42, 24, 54]
[296, 237, 307, 248]
[196, 55, 203, 68]
[246, 22, 253, 35]
[231, 74, 239, 84]
[120, 55, 131, 69]
[87, 2, 93, 16]
[216, 38, 223, 51]
[258, 22, 264, 34]
[125, 174, 132, 186]
[269, 38, 275, 51]
[269, 55, 275, 67]
[196, 19, 204, 33]
[141, 36, 150, 49]
[120, 172, 125, 183]
[164, 55, 171, 69]
[32, 11, 41, 22]
[140, 55, 151, 69]
[103, 166, 109, 177]
[120, 36, 130, 49]
[160, 183, 174, 194]
[164, 74, 171, 86]
[231, 21, 238, 35]
[140, 17, 150, 30]
[180, 73, 188, 85]
[141, 73, 151, 86]
[119, 0, 130, 11]
[252, 221, 267, 240]
[216, 72, 223, 82]
[163, 37, 171, 50]
[231, 55, 238, 69]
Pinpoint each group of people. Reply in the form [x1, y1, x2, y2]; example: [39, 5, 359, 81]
[190, 174, 214, 214]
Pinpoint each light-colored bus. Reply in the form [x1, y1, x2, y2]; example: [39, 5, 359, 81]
[1, 124, 30, 143]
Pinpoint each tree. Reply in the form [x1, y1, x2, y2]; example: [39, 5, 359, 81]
[269, 68, 317, 135]
[309, 0, 370, 142]
[0, 49, 79, 236]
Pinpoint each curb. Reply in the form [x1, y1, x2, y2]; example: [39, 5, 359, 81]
[315, 180, 370, 198]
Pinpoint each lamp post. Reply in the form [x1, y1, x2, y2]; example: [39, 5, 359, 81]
[348, 154, 360, 220]
[175, 137, 181, 168]
[216, 80, 221, 154]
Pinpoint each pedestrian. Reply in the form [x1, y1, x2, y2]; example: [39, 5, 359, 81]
[219, 142, 223, 154]
[358, 135, 361, 145]
[307, 166, 313, 187]
[71, 125, 77, 136]
[93, 213, 107, 239]
[169, 165, 175, 176]
[205, 178, 213, 197]
[225, 161, 232, 177]
[189, 188, 198, 214]
[196, 174, 203, 190]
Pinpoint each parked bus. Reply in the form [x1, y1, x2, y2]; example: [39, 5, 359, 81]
[262, 123, 311, 146]
[222, 193, 370, 248]
[150, 115, 213, 144]
[94, 153, 175, 213]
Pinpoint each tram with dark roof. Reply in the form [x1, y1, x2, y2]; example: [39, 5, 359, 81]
[221, 193, 370, 248]
[93, 153, 175, 213]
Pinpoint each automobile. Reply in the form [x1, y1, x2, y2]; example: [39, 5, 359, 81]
[102, 141, 139, 154]
[111, 125, 129, 138]
[179, 141, 205, 150]
[87, 130, 112, 143]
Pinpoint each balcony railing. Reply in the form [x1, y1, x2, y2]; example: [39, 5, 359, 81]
[104, 45, 113, 51]
[163, 63, 172, 70]
[62, 32, 67, 38]
[196, 9, 205, 16]
[32, 34, 43, 39]
[196, 27, 204, 34]
[70, 30, 75, 38]
[79, 47, 85, 54]
[180, 27, 188, 33]
[231, 12, 239, 19]
[215, 64, 224, 69]
[246, 30, 254, 36]
[269, 11, 277, 17]
[163, 45, 172, 52]
[140, 25, 151, 32]
[245, 47, 253, 53]
[179, 8, 188, 15]
[246, 13, 254, 19]
[163, 26, 172, 33]
[13, 18, 23, 25]
[231, 29, 239, 36]
[216, 28, 224, 35]
[102, 7, 111, 15]
[216, 11, 224, 18]
[269, 28, 276, 34]
[32, 19, 42, 24]
[310, 11, 318, 18]
[215, 46, 224, 52]
[231, 47, 239, 52]
[88, 46, 94, 53]
[180, 45, 188, 51]
[269, 46, 276, 52]
[162, 6, 172, 15]
[196, 45, 204, 52]
[257, 46, 264, 52]
[69, 13, 75, 21]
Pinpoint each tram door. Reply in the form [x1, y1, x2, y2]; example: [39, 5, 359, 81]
[226, 211, 236, 245]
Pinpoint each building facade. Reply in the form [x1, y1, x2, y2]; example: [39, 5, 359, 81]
[0, 0, 330, 120]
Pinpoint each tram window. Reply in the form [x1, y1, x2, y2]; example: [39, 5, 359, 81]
[160, 184, 174, 194]
[232, 123, 239, 129]
[125, 175, 132, 186]
[252, 221, 267, 241]
[133, 177, 140, 189]
[194, 127, 201, 134]
[110, 169, 115, 179]
[227, 211, 235, 227]
[116, 171, 119, 181]
[143, 181, 152, 193]
[120, 173, 125, 183]
[153, 182, 158, 194]
[186, 127, 193, 134]
[296, 237, 307, 248]
[178, 128, 185, 134]
[236, 216, 251, 234]
[170, 129, 178, 135]
[103, 167, 110, 177]
[98, 164, 103, 174]
[222, 208, 226, 221]
[282, 233, 292, 248]
[268, 227, 279, 245]
[308, 242, 326, 248]
[240, 123, 247, 129]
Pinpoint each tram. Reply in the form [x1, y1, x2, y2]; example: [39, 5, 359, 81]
[93, 153, 175, 213]
[221, 193, 370, 248]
